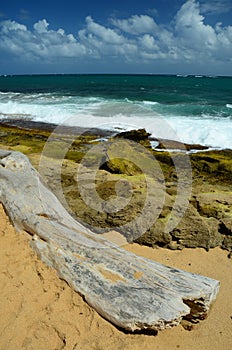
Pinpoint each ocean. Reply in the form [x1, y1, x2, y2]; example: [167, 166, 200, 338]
[0, 74, 232, 149]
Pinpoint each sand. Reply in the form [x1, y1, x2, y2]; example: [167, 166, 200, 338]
[0, 203, 232, 350]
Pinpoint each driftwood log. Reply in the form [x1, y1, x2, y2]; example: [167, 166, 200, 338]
[0, 150, 219, 332]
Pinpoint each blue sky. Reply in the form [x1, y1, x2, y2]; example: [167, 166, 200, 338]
[0, 0, 232, 75]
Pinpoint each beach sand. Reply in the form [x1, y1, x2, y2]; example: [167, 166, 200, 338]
[0, 203, 232, 350]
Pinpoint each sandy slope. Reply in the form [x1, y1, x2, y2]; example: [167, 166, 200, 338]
[0, 203, 232, 350]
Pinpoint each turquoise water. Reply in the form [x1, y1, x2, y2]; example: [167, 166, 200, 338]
[0, 74, 232, 148]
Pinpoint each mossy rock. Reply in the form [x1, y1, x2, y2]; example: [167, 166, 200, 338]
[1, 123, 232, 252]
[102, 139, 162, 177]
[11, 144, 32, 154]
[190, 150, 232, 183]
[103, 158, 143, 176]
[114, 128, 152, 149]
[196, 192, 232, 219]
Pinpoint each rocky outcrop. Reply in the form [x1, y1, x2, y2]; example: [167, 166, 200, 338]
[114, 128, 152, 148]
[195, 192, 232, 219]
[58, 165, 232, 253]
[0, 123, 231, 255]
[136, 204, 223, 251]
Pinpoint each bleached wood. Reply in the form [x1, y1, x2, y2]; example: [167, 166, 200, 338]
[0, 150, 219, 331]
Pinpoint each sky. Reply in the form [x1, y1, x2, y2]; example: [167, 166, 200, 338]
[0, 0, 232, 75]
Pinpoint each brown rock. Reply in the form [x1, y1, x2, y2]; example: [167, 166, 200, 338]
[196, 192, 232, 219]
[220, 218, 232, 235]
[170, 205, 222, 250]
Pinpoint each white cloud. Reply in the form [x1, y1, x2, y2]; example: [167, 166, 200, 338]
[111, 15, 158, 35]
[214, 23, 232, 60]
[1, 20, 27, 33]
[200, 0, 232, 15]
[85, 16, 124, 44]
[78, 16, 131, 58]
[173, 0, 232, 63]
[175, 0, 217, 50]
[33, 19, 49, 33]
[0, 0, 232, 73]
[139, 34, 159, 51]
[0, 19, 87, 60]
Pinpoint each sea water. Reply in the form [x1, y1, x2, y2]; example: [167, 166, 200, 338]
[0, 74, 232, 149]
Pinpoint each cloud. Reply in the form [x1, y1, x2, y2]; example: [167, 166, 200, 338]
[139, 34, 159, 51]
[0, 0, 232, 73]
[111, 15, 158, 35]
[0, 19, 87, 61]
[147, 8, 159, 17]
[34, 19, 49, 33]
[78, 17, 127, 59]
[19, 9, 30, 20]
[175, 0, 217, 51]
[84, 16, 124, 44]
[200, 0, 232, 15]
[79, 16, 164, 61]
[174, 0, 232, 62]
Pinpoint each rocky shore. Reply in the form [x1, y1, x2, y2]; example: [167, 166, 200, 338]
[1, 120, 232, 350]
[0, 120, 231, 255]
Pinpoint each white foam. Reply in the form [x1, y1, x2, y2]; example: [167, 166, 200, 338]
[160, 116, 232, 149]
[142, 100, 159, 106]
[0, 92, 232, 149]
[60, 112, 232, 149]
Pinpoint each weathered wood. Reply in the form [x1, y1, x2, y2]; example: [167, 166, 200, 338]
[0, 150, 219, 331]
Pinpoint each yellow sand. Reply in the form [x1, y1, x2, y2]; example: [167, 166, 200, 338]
[0, 204, 232, 350]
